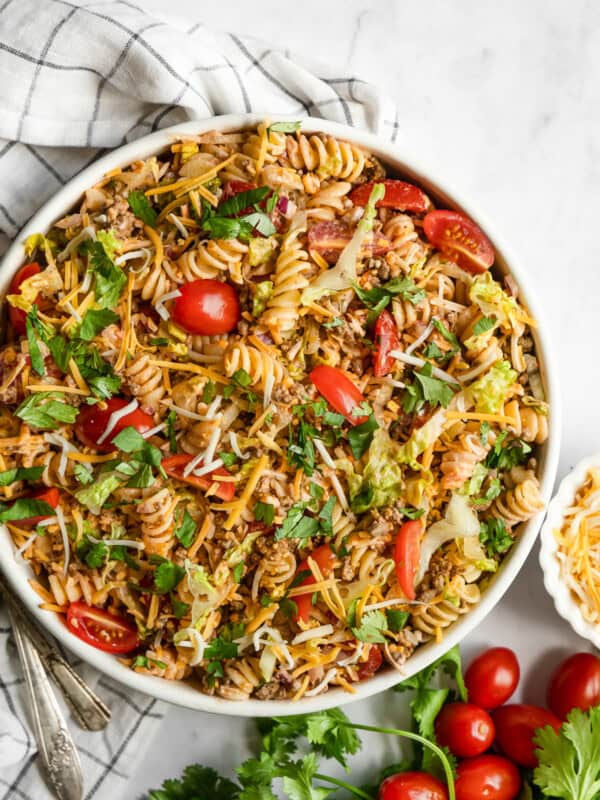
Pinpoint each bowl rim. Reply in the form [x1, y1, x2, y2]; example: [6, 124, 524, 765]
[0, 113, 562, 716]
[539, 454, 600, 648]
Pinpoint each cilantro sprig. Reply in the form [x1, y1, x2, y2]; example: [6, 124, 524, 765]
[402, 363, 457, 413]
[15, 392, 78, 430]
[201, 187, 277, 241]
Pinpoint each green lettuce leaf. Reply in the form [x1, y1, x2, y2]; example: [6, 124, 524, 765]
[467, 360, 517, 414]
[339, 428, 404, 514]
[74, 473, 122, 515]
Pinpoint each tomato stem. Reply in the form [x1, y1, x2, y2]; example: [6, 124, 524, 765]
[314, 773, 373, 800]
[342, 723, 456, 800]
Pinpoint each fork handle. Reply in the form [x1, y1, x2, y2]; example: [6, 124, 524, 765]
[44, 654, 111, 731]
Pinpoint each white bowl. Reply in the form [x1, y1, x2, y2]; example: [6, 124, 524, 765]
[0, 114, 561, 716]
[539, 455, 600, 648]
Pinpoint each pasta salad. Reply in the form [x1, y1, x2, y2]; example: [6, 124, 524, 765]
[0, 121, 549, 701]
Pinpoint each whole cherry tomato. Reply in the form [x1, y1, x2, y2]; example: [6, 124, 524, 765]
[493, 704, 561, 768]
[373, 310, 400, 377]
[293, 544, 336, 622]
[8, 262, 41, 335]
[465, 647, 520, 709]
[434, 702, 495, 758]
[171, 279, 240, 335]
[74, 398, 154, 452]
[161, 454, 235, 502]
[309, 365, 369, 425]
[455, 755, 520, 800]
[546, 652, 600, 719]
[394, 520, 422, 601]
[423, 210, 494, 274]
[378, 771, 448, 800]
[67, 602, 139, 654]
[350, 179, 428, 213]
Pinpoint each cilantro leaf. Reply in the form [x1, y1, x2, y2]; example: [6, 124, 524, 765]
[77, 537, 108, 569]
[304, 708, 361, 768]
[274, 502, 319, 541]
[353, 276, 426, 312]
[25, 308, 45, 377]
[351, 610, 387, 644]
[255, 501, 275, 526]
[171, 595, 190, 619]
[472, 477, 502, 506]
[413, 363, 456, 408]
[347, 414, 379, 459]
[153, 561, 186, 594]
[217, 187, 270, 217]
[167, 409, 178, 454]
[83, 239, 127, 308]
[479, 517, 514, 558]
[484, 432, 532, 469]
[422, 341, 452, 362]
[218, 451, 238, 468]
[127, 191, 157, 228]
[0, 466, 44, 486]
[236, 753, 278, 800]
[78, 308, 120, 341]
[279, 754, 332, 800]
[318, 496, 336, 536]
[0, 498, 55, 523]
[174, 509, 196, 548]
[15, 392, 78, 430]
[432, 318, 460, 351]
[147, 765, 240, 800]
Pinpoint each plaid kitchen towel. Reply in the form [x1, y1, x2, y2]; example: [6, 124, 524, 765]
[0, 1, 397, 798]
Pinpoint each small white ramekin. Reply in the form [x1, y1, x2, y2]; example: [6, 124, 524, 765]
[539, 454, 600, 649]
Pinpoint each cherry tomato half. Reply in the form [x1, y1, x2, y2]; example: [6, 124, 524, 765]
[16, 487, 60, 527]
[378, 771, 448, 800]
[171, 279, 240, 335]
[8, 262, 41, 335]
[493, 704, 561, 768]
[394, 520, 422, 601]
[309, 365, 368, 426]
[293, 544, 336, 623]
[547, 652, 600, 719]
[455, 755, 520, 800]
[66, 602, 139, 654]
[373, 310, 400, 377]
[423, 210, 494, 275]
[307, 220, 392, 265]
[161, 454, 235, 502]
[74, 398, 154, 452]
[357, 645, 383, 680]
[350, 180, 428, 213]
[465, 647, 520, 709]
[434, 702, 495, 758]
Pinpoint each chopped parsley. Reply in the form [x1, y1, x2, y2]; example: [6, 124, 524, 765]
[0, 498, 55, 524]
[153, 561, 186, 594]
[351, 609, 388, 644]
[0, 466, 44, 486]
[484, 431, 531, 469]
[254, 501, 275, 527]
[174, 509, 196, 548]
[479, 517, 514, 558]
[127, 191, 158, 228]
[15, 392, 78, 430]
[347, 414, 379, 459]
[402, 362, 457, 413]
[25, 307, 46, 376]
[78, 308, 120, 342]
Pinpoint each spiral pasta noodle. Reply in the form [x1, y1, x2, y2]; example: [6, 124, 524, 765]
[261, 228, 311, 341]
[286, 133, 367, 181]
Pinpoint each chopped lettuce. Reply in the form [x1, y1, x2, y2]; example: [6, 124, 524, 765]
[184, 562, 227, 628]
[74, 473, 122, 515]
[96, 228, 121, 259]
[301, 183, 385, 305]
[460, 463, 488, 496]
[397, 409, 447, 469]
[7, 263, 63, 312]
[467, 360, 517, 414]
[339, 428, 404, 514]
[416, 493, 480, 583]
[469, 272, 529, 330]
[248, 237, 276, 267]
[252, 280, 274, 317]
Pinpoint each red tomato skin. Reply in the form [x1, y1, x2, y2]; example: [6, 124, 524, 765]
[493, 704, 561, 768]
[8, 262, 42, 335]
[67, 602, 139, 654]
[161, 454, 235, 502]
[373, 310, 400, 377]
[74, 398, 154, 452]
[350, 180, 428, 213]
[309, 365, 368, 425]
[171, 279, 240, 335]
[423, 210, 494, 274]
[394, 520, 422, 601]
[378, 771, 448, 800]
[307, 220, 392, 264]
[221, 180, 256, 203]
[434, 702, 495, 758]
[17, 487, 60, 527]
[294, 545, 336, 622]
[455, 755, 521, 800]
[357, 645, 383, 680]
[547, 652, 600, 719]
[465, 647, 520, 709]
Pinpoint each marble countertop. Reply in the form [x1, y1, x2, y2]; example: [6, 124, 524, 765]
[125, 0, 599, 791]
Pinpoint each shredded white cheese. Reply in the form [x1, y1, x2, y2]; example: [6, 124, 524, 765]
[455, 351, 500, 383]
[57, 225, 96, 262]
[87, 534, 145, 551]
[263, 372, 275, 409]
[291, 625, 334, 645]
[305, 668, 338, 697]
[168, 213, 190, 238]
[390, 349, 458, 385]
[314, 439, 336, 469]
[405, 321, 435, 356]
[15, 531, 39, 558]
[337, 642, 365, 667]
[55, 505, 70, 578]
[62, 299, 82, 323]
[328, 470, 349, 511]
[97, 399, 139, 444]
[44, 432, 90, 480]
[141, 423, 166, 439]
[154, 289, 182, 321]
[192, 457, 224, 478]
[228, 430, 248, 460]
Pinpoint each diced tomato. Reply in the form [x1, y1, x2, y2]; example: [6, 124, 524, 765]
[220, 180, 257, 205]
[373, 310, 400, 377]
[74, 398, 155, 452]
[16, 487, 60, 528]
[423, 210, 494, 274]
[66, 602, 139, 654]
[394, 520, 422, 601]
[8, 262, 42, 335]
[349, 179, 428, 213]
[161, 454, 235, 501]
[357, 645, 384, 680]
[309, 365, 369, 426]
[307, 220, 392, 264]
[171, 279, 240, 335]
[293, 544, 336, 622]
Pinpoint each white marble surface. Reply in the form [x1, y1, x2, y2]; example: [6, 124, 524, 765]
[121, 0, 600, 792]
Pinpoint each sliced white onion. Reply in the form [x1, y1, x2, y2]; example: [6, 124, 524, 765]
[192, 458, 224, 478]
[390, 350, 458, 385]
[154, 289, 182, 321]
[292, 624, 334, 645]
[55, 506, 70, 578]
[405, 321, 435, 356]
[168, 213, 190, 238]
[305, 668, 337, 697]
[314, 438, 336, 469]
[141, 423, 166, 439]
[263, 372, 275, 409]
[328, 470, 349, 511]
[228, 431, 249, 460]
[252, 624, 283, 652]
[57, 225, 96, 262]
[97, 398, 139, 444]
